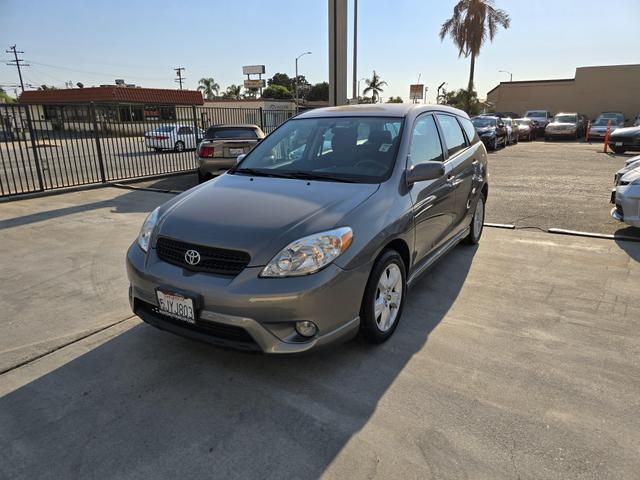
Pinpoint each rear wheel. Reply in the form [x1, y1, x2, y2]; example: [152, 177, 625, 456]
[360, 250, 406, 344]
[174, 141, 185, 153]
[197, 170, 209, 184]
[464, 193, 485, 245]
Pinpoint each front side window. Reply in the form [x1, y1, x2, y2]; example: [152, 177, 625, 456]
[436, 114, 467, 157]
[234, 116, 403, 183]
[459, 117, 479, 143]
[409, 115, 444, 166]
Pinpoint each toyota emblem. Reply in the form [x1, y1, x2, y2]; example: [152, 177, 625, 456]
[184, 249, 201, 265]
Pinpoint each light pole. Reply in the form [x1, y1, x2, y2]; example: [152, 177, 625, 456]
[295, 51, 312, 110]
[499, 70, 513, 82]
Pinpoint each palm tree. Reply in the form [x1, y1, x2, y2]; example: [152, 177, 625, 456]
[222, 84, 242, 100]
[362, 71, 387, 103]
[198, 77, 220, 100]
[439, 0, 510, 92]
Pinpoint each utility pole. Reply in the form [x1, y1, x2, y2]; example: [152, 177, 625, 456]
[6, 45, 29, 93]
[352, 0, 358, 101]
[174, 67, 185, 90]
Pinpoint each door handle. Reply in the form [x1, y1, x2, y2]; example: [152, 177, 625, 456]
[472, 159, 479, 165]
[447, 174, 463, 187]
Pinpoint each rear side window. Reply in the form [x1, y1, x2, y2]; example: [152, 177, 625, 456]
[409, 115, 444, 165]
[459, 117, 478, 144]
[206, 128, 258, 139]
[436, 114, 467, 157]
[177, 126, 193, 134]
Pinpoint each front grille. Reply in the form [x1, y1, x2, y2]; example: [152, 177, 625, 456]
[156, 236, 250, 276]
[136, 300, 257, 345]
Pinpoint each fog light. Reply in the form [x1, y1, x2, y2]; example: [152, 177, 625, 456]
[295, 321, 317, 338]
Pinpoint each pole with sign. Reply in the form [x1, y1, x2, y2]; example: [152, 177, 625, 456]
[409, 84, 424, 103]
[243, 65, 266, 97]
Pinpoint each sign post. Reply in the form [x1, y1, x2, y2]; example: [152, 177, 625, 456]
[242, 65, 266, 97]
[409, 84, 424, 103]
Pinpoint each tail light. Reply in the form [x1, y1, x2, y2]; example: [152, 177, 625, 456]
[198, 145, 215, 158]
[153, 135, 169, 140]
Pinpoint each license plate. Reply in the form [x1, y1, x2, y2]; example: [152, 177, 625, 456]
[615, 142, 623, 147]
[156, 290, 195, 324]
[229, 148, 244, 156]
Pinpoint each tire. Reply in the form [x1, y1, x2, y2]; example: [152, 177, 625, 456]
[490, 137, 498, 151]
[464, 193, 485, 245]
[611, 146, 626, 154]
[197, 170, 209, 184]
[360, 249, 407, 344]
[174, 141, 185, 153]
[514, 134, 519, 144]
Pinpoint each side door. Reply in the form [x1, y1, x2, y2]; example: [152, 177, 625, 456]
[434, 113, 476, 234]
[456, 116, 485, 225]
[408, 114, 456, 264]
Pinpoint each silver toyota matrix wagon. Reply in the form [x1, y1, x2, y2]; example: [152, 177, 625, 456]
[126, 104, 488, 353]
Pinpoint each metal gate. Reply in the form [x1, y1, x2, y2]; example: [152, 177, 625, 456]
[0, 103, 295, 198]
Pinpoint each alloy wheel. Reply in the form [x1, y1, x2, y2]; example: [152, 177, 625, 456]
[473, 196, 485, 242]
[374, 264, 403, 332]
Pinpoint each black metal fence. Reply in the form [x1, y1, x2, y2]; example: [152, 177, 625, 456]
[0, 103, 295, 198]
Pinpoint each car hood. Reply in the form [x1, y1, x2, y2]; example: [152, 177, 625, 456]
[547, 122, 576, 128]
[610, 126, 640, 138]
[155, 173, 380, 266]
[476, 127, 496, 134]
[625, 154, 640, 167]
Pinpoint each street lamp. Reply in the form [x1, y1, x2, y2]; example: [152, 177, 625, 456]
[295, 51, 312, 110]
[499, 70, 513, 82]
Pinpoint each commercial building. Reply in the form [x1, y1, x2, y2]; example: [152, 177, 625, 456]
[486, 64, 640, 121]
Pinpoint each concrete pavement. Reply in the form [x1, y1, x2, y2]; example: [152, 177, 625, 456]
[1, 183, 638, 479]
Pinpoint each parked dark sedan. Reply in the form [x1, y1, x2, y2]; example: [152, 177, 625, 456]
[472, 116, 507, 150]
[515, 118, 535, 141]
[608, 126, 640, 154]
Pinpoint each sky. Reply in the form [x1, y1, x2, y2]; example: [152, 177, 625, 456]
[1, 0, 639, 102]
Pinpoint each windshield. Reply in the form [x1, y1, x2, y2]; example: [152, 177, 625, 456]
[593, 118, 614, 126]
[233, 117, 403, 183]
[206, 128, 258, 139]
[525, 111, 548, 118]
[472, 117, 496, 128]
[553, 114, 576, 123]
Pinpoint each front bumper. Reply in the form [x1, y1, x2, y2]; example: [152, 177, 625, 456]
[545, 130, 577, 138]
[126, 243, 369, 353]
[610, 184, 640, 228]
[198, 158, 236, 176]
[609, 137, 640, 152]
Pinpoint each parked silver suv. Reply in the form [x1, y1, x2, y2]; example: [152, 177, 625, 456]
[126, 104, 488, 353]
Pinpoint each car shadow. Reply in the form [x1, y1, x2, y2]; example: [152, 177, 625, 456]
[614, 227, 640, 262]
[0, 244, 477, 479]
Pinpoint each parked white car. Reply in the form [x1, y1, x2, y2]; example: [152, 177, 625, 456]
[611, 162, 640, 228]
[144, 124, 204, 152]
[614, 154, 640, 185]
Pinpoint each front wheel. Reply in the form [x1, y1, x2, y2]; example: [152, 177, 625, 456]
[360, 250, 406, 344]
[611, 146, 626, 154]
[464, 193, 485, 245]
[174, 141, 185, 153]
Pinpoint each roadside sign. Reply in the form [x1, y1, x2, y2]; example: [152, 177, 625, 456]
[244, 79, 266, 89]
[409, 84, 424, 100]
[242, 65, 266, 75]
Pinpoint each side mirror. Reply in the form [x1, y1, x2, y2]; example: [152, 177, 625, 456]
[236, 154, 246, 165]
[406, 161, 445, 185]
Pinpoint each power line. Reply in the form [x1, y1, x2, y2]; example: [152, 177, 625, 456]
[6, 44, 30, 93]
[174, 67, 185, 90]
[25, 59, 169, 81]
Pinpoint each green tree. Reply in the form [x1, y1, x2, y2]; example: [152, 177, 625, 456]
[306, 82, 329, 101]
[443, 88, 481, 115]
[222, 84, 242, 100]
[268, 73, 293, 91]
[440, 0, 510, 93]
[261, 84, 293, 100]
[386, 96, 403, 103]
[362, 71, 387, 103]
[0, 87, 15, 103]
[198, 77, 220, 100]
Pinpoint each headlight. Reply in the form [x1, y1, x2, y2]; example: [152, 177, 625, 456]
[137, 207, 160, 252]
[261, 227, 353, 277]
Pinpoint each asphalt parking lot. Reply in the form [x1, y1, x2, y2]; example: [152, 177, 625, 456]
[1, 142, 639, 479]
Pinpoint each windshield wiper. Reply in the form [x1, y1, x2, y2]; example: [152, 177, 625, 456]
[282, 171, 357, 183]
[232, 168, 294, 179]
